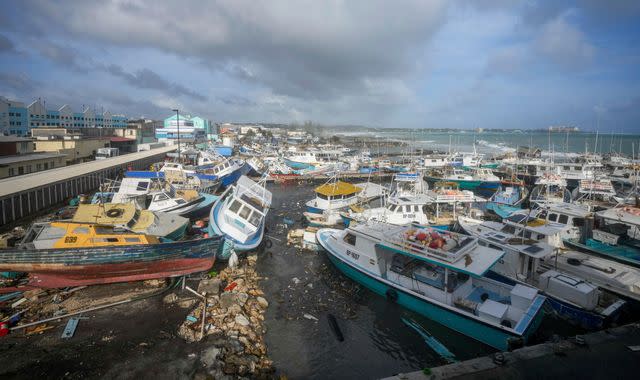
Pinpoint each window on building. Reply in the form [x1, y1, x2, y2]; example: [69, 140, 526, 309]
[26, 165, 32, 173]
[9, 112, 14, 116]
[44, 163, 49, 170]
[8, 168, 15, 176]
[36, 163, 42, 171]
[18, 166, 24, 175]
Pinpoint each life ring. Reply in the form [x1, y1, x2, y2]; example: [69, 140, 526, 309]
[264, 239, 273, 249]
[106, 208, 124, 218]
[386, 288, 398, 302]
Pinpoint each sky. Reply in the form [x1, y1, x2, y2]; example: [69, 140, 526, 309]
[0, 0, 639, 132]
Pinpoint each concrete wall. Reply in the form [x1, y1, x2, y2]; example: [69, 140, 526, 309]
[35, 138, 110, 164]
[0, 155, 66, 179]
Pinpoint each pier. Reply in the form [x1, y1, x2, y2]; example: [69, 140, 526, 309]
[383, 323, 640, 380]
[0, 146, 175, 227]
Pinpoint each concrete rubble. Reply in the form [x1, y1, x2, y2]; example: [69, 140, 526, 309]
[177, 253, 274, 378]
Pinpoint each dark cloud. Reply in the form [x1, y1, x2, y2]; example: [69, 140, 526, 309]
[216, 95, 256, 107]
[32, 41, 89, 72]
[104, 64, 207, 102]
[1, 1, 447, 102]
[0, 72, 36, 93]
[0, 34, 15, 53]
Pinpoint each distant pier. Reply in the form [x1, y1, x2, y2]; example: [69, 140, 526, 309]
[0, 146, 175, 227]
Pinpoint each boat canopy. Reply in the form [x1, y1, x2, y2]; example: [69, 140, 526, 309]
[354, 223, 503, 277]
[315, 181, 361, 197]
[597, 206, 640, 226]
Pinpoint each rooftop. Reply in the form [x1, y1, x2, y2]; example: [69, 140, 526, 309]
[0, 146, 176, 197]
[0, 136, 32, 143]
[0, 152, 67, 166]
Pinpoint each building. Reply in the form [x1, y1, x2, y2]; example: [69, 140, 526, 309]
[32, 127, 111, 165]
[121, 119, 159, 145]
[0, 96, 128, 136]
[156, 113, 209, 143]
[0, 136, 66, 179]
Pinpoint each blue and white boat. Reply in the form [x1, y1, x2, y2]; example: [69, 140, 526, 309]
[208, 175, 272, 260]
[317, 222, 546, 351]
[207, 157, 251, 187]
[457, 216, 626, 330]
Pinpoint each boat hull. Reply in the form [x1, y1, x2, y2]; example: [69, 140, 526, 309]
[317, 231, 543, 351]
[564, 239, 640, 268]
[208, 194, 266, 261]
[0, 236, 222, 288]
[486, 271, 608, 330]
[220, 162, 251, 187]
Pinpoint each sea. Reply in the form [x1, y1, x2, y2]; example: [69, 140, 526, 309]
[334, 129, 640, 157]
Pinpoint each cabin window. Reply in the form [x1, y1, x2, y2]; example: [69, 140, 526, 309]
[501, 225, 516, 234]
[73, 227, 89, 234]
[155, 193, 169, 201]
[248, 211, 261, 227]
[573, 218, 584, 227]
[548, 213, 558, 222]
[524, 231, 532, 239]
[229, 200, 242, 213]
[136, 181, 149, 191]
[343, 233, 357, 246]
[558, 214, 569, 224]
[318, 193, 328, 200]
[403, 205, 411, 213]
[125, 237, 140, 243]
[239, 206, 251, 220]
[414, 205, 420, 212]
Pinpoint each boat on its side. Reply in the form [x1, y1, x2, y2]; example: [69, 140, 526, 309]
[0, 222, 221, 288]
[208, 175, 273, 260]
[317, 222, 546, 351]
[71, 203, 189, 241]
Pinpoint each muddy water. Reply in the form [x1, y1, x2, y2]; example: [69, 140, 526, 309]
[258, 182, 498, 379]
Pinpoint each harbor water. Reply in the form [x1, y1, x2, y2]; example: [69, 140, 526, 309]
[258, 182, 585, 379]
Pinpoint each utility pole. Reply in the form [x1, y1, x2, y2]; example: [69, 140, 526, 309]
[173, 109, 181, 161]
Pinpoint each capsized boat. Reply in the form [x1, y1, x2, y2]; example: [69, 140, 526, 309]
[317, 222, 546, 350]
[71, 203, 189, 241]
[0, 222, 221, 288]
[458, 216, 626, 329]
[208, 175, 272, 260]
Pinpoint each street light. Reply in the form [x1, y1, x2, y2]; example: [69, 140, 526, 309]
[172, 109, 181, 161]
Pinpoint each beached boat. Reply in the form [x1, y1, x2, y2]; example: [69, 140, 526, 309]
[0, 222, 221, 288]
[207, 157, 250, 187]
[458, 216, 626, 329]
[317, 222, 546, 350]
[71, 203, 189, 241]
[106, 178, 218, 218]
[208, 175, 272, 260]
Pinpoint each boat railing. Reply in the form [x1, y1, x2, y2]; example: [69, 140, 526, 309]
[382, 231, 476, 264]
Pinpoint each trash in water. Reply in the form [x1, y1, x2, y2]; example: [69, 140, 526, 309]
[303, 313, 318, 321]
[186, 315, 198, 323]
[283, 217, 295, 225]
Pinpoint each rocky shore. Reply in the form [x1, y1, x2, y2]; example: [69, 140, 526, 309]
[173, 253, 274, 379]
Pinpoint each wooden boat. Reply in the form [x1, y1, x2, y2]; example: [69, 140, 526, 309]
[71, 203, 189, 241]
[0, 222, 221, 288]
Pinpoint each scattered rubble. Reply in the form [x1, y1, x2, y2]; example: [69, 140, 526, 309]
[177, 253, 274, 378]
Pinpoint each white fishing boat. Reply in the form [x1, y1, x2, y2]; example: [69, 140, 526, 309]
[208, 175, 272, 260]
[458, 216, 626, 329]
[316, 222, 546, 350]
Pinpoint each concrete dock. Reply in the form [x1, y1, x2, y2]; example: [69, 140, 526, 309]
[383, 323, 640, 380]
[0, 146, 175, 226]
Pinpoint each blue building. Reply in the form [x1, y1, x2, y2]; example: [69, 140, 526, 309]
[0, 96, 129, 136]
[156, 113, 211, 143]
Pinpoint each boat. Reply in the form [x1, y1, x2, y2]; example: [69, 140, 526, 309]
[127, 163, 220, 193]
[342, 181, 484, 229]
[565, 205, 640, 267]
[304, 179, 387, 226]
[458, 216, 626, 329]
[208, 175, 272, 260]
[207, 157, 250, 187]
[107, 178, 218, 219]
[425, 167, 500, 196]
[316, 222, 546, 350]
[71, 203, 189, 241]
[0, 222, 221, 288]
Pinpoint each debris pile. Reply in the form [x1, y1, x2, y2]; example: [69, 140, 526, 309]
[177, 254, 274, 378]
